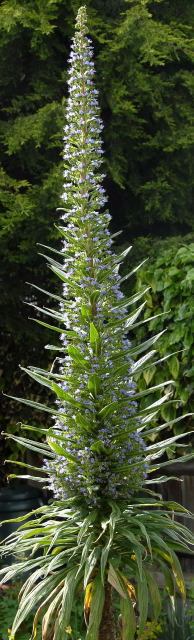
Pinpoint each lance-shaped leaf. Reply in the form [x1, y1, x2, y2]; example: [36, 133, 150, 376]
[55, 567, 82, 640]
[115, 245, 132, 263]
[52, 382, 82, 407]
[47, 439, 77, 462]
[85, 572, 105, 640]
[3, 433, 54, 457]
[109, 287, 150, 312]
[68, 344, 90, 369]
[75, 413, 94, 432]
[27, 281, 65, 303]
[90, 322, 100, 352]
[145, 570, 161, 620]
[121, 595, 136, 640]
[84, 547, 102, 589]
[4, 393, 58, 415]
[11, 572, 65, 636]
[137, 567, 149, 637]
[88, 373, 101, 397]
[108, 563, 127, 599]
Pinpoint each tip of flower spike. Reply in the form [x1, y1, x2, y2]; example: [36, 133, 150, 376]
[75, 5, 88, 33]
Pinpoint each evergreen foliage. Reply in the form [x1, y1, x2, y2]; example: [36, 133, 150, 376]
[134, 238, 194, 442]
[1, 8, 194, 640]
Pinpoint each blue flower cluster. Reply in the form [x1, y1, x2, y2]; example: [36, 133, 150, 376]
[45, 6, 147, 506]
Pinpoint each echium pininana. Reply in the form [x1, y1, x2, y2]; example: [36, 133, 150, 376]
[44, 5, 148, 506]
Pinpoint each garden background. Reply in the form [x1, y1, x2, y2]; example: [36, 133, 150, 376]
[1, 0, 194, 491]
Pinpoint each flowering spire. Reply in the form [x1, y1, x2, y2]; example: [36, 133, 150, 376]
[44, 5, 147, 506]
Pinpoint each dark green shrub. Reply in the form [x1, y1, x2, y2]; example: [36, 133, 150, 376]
[134, 239, 194, 442]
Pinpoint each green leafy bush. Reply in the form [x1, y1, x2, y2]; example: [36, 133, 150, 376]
[135, 240, 194, 441]
[159, 584, 194, 640]
[0, 584, 41, 640]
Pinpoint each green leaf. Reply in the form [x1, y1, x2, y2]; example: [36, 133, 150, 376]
[143, 366, 156, 385]
[169, 548, 186, 598]
[88, 373, 101, 396]
[101, 541, 111, 583]
[131, 350, 157, 373]
[129, 330, 165, 358]
[44, 344, 65, 351]
[121, 593, 136, 640]
[137, 568, 148, 637]
[38, 252, 64, 270]
[146, 429, 194, 453]
[168, 355, 180, 379]
[140, 391, 172, 413]
[90, 440, 104, 453]
[115, 245, 132, 263]
[134, 548, 143, 581]
[52, 382, 81, 407]
[50, 264, 77, 285]
[75, 413, 93, 432]
[149, 452, 194, 473]
[26, 301, 65, 322]
[90, 322, 100, 351]
[157, 559, 175, 596]
[47, 439, 77, 462]
[151, 532, 185, 598]
[119, 258, 148, 284]
[109, 500, 121, 521]
[111, 230, 123, 240]
[77, 511, 97, 545]
[145, 475, 181, 485]
[144, 412, 193, 437]
[126, 311, 168, 331]
[20, 366, 54, 390]
[68, 344, 90, 369]
[3, 433, 54, 457]
[55, 567, 81, 640]
[11, 571, 65, 635]
[110, 287, 150, 312]
[86, 572, 105, 640]
[145, 570, 161, 619]
[89, 289, 100, 304]
[8, 473, 46, 483]
[3, 393, 57, 414]
[124, 302, 147, 327]
[81, 304, 92, 319]
[84, 547, 102, 589]
[42, 588, 64, 639]
[30, 318, 62, 332]
[108, 563, 127, 598]
[27, 281, 64, 303]
[100, 506, 118, 583]
[79, 533, 94, 572]
[99, 400, 119, 418]
[133, 379, 174, 401]
[121, 528, 145, 553]
[37, 243, 65, 257]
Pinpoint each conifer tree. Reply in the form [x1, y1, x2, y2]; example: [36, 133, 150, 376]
[1, 7, 194, 640]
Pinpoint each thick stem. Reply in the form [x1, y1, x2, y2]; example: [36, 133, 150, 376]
[98, 581, 117, 640]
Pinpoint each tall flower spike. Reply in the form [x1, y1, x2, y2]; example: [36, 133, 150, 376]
[44, 5, 147, 506]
